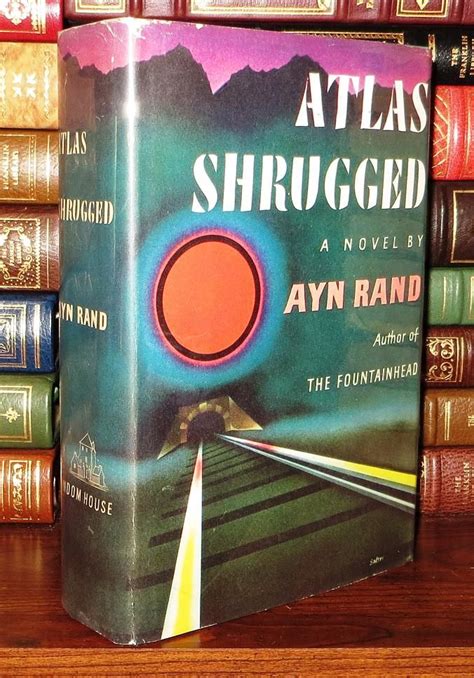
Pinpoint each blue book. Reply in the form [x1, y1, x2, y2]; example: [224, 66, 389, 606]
[0, 293, 57, 373]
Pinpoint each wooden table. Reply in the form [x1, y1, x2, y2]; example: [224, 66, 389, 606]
[0, 516, 473, 675]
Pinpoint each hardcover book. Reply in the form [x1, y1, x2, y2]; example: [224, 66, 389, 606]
[424, 327, 474, 388]
[63, 0, 474, 24]
[427, 268, 474, 325]
[0, 130, 59, 204]
[0, 292, 57, 372]
[0, 206, 59, 291]
[58, 19, 432, 645]
[0, 0, 62, 42]
[420, 446, 474, 513]
[0, 373, 56, 448]
[432, 86, 474, 180]
[0, 448, 57, 522]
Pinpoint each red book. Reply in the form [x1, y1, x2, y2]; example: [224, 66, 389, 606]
[424, 327, 474, 388]
[0, 0, 61, 42]
[419, 446, 474, 514]
[432, 87, 474, 180]
[0, 449, 57, 522]
[64, 0, 474, 23]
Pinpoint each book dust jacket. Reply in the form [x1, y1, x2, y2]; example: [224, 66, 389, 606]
[58, 20, 432, 645]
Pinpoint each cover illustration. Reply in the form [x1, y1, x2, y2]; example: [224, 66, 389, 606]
[58, 20, 432, 645]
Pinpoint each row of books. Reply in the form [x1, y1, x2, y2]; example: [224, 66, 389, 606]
[0, 34, 59, 523]
[0, 15, 473, 524]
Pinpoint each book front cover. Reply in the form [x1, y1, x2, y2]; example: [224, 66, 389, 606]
[58, 20, 432, 644]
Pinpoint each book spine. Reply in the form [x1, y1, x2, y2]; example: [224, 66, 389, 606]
[0, 293, 57, 373]
[429, 182, 474, 266]
[0, 0, 61, 42]
[0, 130, 58, 204]
[66, 0, 474, 22]
[0, 43, 58, 130]
[0, 374, 56, 448]
[432, 87, 474, 180]
[389, 0, 474, 23]
[0, 449, 56, 522]
[293, 28, 474, 86]
[423, 389, 474, 446]
[0, 206, 59, 292]
[424, 327, 474, 387]
[419, 446, 474, 513]
[427, 268, 474, 325]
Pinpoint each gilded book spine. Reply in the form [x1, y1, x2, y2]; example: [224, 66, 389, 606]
[0, 43, 58, 130]
[427, 268, 474, 325]
[419, 446, 474, 513]
[424, 327, 474, 388]
[423, 388, 474, 446]
[0, 130, 58, 204]
[0, 374, 56, 448]
[0, 449, 56, 522]
[0, 206, 59, 291]
[0, 293, 57, 372]
[432, 86, 474, 180]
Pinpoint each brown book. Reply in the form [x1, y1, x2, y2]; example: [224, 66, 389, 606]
[0, 449, 57, 522]
[424, 327, 474, 388]
[0, 206, 59, 291]
[423, 388, 474, 446]
[0, 130, 58, 204]
[0, 43, 58, 129]
[429, 182, 474, 266]
[419, 446, 474, 513]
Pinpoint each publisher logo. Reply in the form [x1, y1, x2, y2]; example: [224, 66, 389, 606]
[69, 432, 107, 491]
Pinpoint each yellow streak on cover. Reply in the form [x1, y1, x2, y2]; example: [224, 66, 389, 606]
[223, 434, 416, 488]
[161, 443, 203, 639]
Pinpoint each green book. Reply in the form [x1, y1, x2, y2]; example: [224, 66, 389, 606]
[0, 374, 56, 448]
[428, 268, 474, 325]
[58, 19, 432, 644]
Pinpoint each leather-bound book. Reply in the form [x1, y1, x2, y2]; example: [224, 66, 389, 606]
[427, 268, 474, 325]
[0, 374, 56, 448]
[0, 43, 57, 130]
[64, 0, 474, 23]
[0, 130, 58, 204]
[0, 206, 59, 292]
[419, 446, 474, 514]
[432, 86, 474, 180]
[425, 327, 474, 388]
[281, 28, 474, 87]
[0, 0, 62, 42]
[429, 182, 474, 266]
[423, 388, 474, 446]
[0, 448, 57, 522]
[0, 293, 57, 373]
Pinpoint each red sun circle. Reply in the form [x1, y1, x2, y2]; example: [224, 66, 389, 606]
[155, 233, 263, 363]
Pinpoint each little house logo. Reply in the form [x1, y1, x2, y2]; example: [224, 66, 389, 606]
[70, 433, 107, 491]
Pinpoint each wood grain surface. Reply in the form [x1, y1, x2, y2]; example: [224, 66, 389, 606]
[0, 517, 473, 674]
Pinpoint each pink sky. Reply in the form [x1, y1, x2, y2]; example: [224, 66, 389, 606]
[58, 19, 432, 93]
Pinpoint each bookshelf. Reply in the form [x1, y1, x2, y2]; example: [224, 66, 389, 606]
[0, 516, 473, 675]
